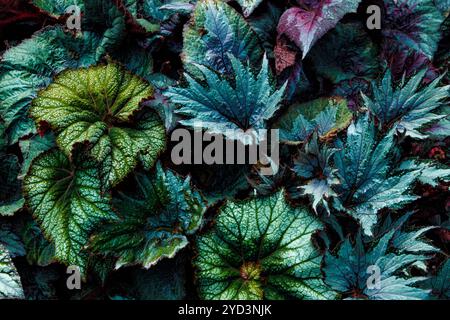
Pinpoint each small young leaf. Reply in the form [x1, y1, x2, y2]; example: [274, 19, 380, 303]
[236, 0, 264, 17]
[293, 134, 339, 213]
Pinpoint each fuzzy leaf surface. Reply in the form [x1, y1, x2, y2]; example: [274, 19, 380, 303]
[0, 27, 98, 145]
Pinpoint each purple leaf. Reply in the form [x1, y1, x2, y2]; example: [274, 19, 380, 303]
[277, 0, 361, 58]
[382, 39, 439, 83]
[382, 0, 443, 60]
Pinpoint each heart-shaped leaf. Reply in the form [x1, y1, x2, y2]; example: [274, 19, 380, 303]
[277, 0, 361, 58]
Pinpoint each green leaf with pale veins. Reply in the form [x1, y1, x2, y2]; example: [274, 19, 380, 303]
[0, 243, 24, 299]
[90, 163, 207, 269]
[31, 63, 166, 187]
[194, 190, 335, 300]
[0, 26, 101, 145]
[14, 2, 130, 114]
[23, 150, 116, 275]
